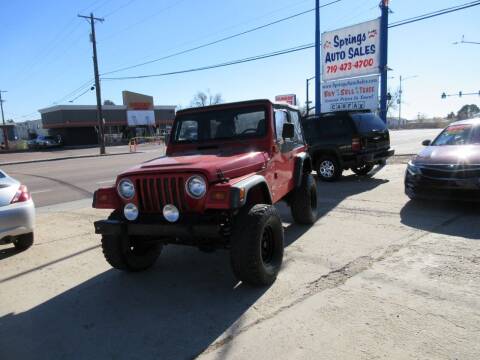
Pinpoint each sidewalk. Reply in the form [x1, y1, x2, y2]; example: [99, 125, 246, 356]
[0, 144, 164, 166]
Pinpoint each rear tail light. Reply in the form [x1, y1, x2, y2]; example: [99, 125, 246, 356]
[352, 137, 362, 152]
[11, 185, 30, 204]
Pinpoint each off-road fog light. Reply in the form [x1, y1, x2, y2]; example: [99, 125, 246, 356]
[124, 203, 139, 221]
[163, 204, 179, 223]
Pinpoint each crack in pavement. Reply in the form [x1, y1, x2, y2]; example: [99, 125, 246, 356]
[200, 211, 466, 357]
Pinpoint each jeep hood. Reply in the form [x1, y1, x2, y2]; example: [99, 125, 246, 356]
[122, 151, 268, 182]
[413, 145, 480, 166]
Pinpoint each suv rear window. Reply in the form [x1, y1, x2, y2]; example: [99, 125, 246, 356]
[351, 113, 386, 133]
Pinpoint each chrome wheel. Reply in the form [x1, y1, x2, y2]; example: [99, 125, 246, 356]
[319, 160, 335, 178]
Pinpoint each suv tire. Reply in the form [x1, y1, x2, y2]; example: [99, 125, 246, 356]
[291, 174, 317, 225]
[101, 212, 162, 272]
[317, 155, 342, 182]
[352, 164, 374, 176]
[13, 233, 34, 251]
[230, 204, 284, 286]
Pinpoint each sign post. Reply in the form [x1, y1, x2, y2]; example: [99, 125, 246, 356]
[379, 0, 389, 123]
[315, 0, 321, 115]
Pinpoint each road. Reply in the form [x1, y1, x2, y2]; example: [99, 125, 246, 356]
[389, 128, 441, 155]
[1, 164, 479, 359]
[2, 150, 165, 207]
[0, 129, 441, 208]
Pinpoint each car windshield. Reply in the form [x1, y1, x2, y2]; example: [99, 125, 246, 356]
[0, 171, 5, 178]
[432, 124, 477, 146]
[173, 106, 267, 143]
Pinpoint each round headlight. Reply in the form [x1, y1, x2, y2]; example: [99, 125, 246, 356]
[124, 203, 139, 221]
[186, 176, 207, 199]
[163, 204, 179, 223]
[117, 178, 135, 199]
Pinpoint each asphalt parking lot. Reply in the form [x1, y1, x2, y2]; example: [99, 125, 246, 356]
[1, 163, 479, 360]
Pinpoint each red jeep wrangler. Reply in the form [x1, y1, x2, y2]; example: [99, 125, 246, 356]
[93, 99, 317, 286]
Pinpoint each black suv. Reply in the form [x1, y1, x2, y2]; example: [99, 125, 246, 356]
[301, 111, 394, 181]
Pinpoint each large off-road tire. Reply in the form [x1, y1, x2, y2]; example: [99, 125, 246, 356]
[291, 174, 318, 225]
[101, 212, 162, 272]
[316, 155, 342, 182]
[230, 204, 284, 286]
[352, 164, 374, 176]
[13, 233, 34, 251]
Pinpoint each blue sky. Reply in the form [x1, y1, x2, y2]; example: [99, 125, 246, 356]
[1, 0, 479, 121]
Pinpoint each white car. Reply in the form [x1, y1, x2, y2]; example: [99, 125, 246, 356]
[0, 170, 35, 250]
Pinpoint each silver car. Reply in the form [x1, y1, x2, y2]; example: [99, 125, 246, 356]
[0, 170, 35, 250]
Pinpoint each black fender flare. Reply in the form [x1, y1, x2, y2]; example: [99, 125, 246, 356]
[293, 152, 313, 188]
[230, 175, 273, 208]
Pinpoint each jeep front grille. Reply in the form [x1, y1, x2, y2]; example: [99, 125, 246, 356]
[134, 175, 187, 213]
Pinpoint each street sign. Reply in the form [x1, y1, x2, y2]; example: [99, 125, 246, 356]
[320, 75, 379, 113]
[321, 18, 381, 82]
[275, 94, 297, 106]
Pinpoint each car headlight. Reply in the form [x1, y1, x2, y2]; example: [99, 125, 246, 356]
[407, 161, 421, 176]
[186, 175, 207, 199]
[117, 178, 135, 199]
[124, 203, 139, 221]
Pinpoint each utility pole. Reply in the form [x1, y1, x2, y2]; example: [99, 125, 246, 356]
[78, 13, 106, 155]
[379, 0, 389, 124]
[306, 76, 315, 115]
[315, 0, 321, 115]
[0, 90, 8, 150]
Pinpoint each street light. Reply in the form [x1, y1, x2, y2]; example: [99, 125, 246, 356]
[397, 75, 418, 128]
[306, 76, 315, 115]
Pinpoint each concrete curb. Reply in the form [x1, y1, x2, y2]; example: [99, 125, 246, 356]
[0, 151, 139, 166]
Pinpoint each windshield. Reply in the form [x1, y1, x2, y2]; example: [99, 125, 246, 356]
[351, 113, 387, 133]
[432, 124, 479, 146]
[173, 106, 267, 143]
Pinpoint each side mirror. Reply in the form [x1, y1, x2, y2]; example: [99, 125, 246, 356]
[422, 139, 431, 146]
[282, 123, 295, 139]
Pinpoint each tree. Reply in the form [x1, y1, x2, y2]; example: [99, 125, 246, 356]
[190, 90, 223, 107]
[103, 100, 115, 105]
[457, 104, 480, 120]
[446, 111, 456, 120]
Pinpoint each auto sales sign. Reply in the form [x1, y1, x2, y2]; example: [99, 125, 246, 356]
[322, 18, 381, 81]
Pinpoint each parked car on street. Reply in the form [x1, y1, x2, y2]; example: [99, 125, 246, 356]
[93, 99, 318, 286]
[301, 111, 394, 181]
[0, 170, 35, 250]
[405, 118, 480, 201]
[28, 135, 63, 149]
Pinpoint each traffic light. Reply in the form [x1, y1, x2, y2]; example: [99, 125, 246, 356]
[386, 92, 392, 101]
[459, 91, 462, 97]
[441, 92, 447, 99]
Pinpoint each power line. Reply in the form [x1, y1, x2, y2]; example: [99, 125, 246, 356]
[102, 43, 315, 80]
[69, 86, 95, 103]
[389, 0, 480, 28]
[101, 0, 342, 76]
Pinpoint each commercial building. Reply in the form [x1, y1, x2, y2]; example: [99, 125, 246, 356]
[39, 91, 176, 146]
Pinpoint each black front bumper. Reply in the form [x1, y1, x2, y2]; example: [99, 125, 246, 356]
[405, 172, 480, 201]
[94, 218, 223, 240]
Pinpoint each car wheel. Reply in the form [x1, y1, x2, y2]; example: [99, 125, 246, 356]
[230, 204, 284, 286]
[352, 164, 374, 176]
[101, 212, 162, 272]
[291, 174, 318, 225]
[13, 233, 34, 251]
[317, 156, 342, 182]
